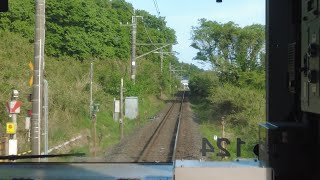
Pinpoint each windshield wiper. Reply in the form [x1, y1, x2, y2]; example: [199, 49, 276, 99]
[0, 153, 85, 160]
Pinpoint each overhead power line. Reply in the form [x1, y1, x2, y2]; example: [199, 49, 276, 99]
[152, 0, 160, 17]
[142, 22, 158, 49]
[119, 0, 134, 15]
[136, 43, 171, 46]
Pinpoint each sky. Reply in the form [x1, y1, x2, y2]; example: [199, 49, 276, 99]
[125, 0, 266, 70]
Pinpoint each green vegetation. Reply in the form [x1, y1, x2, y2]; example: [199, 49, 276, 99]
[190, 70, 265, 161]
[191, 19, 265, 83]
[0, 0, 176, 61]
[189, 20, 266, 160]
[0, 0, 180, 160]
[0, 0, 265, 162]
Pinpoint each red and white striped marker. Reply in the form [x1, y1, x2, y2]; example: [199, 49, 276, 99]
[6, 101, 21, 114]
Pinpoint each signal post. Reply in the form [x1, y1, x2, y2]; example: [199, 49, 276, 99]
[6, 90, 21, 157]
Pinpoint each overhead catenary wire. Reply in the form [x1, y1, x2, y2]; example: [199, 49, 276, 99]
[148, 0, 161, 48]
[118, 0, 171, 49]
[151, 0, 169, 43]
[119, 0, 168, 50]
[142, 0, 174, 50]
[152, 0, 160, 17]
[119, 0, 174, 59]
[142, 21, 175, 53]
[142, 21, 159, 49]
[141, 11, 176, 74]
[119, 0, 134, 15]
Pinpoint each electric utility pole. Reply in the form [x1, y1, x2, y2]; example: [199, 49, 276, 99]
[160, 49, 163, 73]
[169, 64, 186, 93]
[131, 11, 137, 84]
[89, 63, 93, 118]
[153, 50, 178, 73]
[153, 50, 177, 97]
[170, 65, 185, 79]
[169, 62, 172, 95]
[119, 78, 124, 139]
[120, 10, 142, 84]
[42, 79, 48, 161]
[31, 0, 45, 161]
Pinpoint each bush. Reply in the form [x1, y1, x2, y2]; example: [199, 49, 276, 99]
[209, 83, 265, 127]
[189, 71, 219, 98]
[237, 71, 265, 90]
[190, 70, 265, 160]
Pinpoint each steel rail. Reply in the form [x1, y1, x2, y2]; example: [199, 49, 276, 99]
[171, 91, 185, 163]
[137, 91, 185, 162]
[136, 101, 176, 162]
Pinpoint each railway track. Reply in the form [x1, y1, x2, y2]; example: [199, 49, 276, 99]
[136, 92, 185, 162]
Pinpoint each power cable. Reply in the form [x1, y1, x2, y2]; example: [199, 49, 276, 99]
[142, 21, 159, 49]
[152, 0, 160, 17]
[150, 0, 170, 44]
[119, 0, 134, 15]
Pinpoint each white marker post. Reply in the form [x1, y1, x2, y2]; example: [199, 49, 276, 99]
[7, 90, 20, 140]
[6, 90, 20, 158]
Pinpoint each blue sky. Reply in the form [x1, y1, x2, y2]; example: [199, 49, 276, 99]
[126, 0, 266, 70]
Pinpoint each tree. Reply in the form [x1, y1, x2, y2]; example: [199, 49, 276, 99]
[45, 0, 132, 60]
[191, 19, 265, 82]
[135, 10, 177, 63]
[189, 71, 219, 98]
[0, 0, 176, 61]
[236, 24, 265, 71]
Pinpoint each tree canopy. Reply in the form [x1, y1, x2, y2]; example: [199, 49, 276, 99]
[191, 19, 265, 82]
[0, 0, 177, 61]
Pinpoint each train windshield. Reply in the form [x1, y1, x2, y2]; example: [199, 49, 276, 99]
[0, 0, 265, 164]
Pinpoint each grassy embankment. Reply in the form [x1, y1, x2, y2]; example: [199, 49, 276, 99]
[189, 71, 265, 161]
[0, 31, 177, 160]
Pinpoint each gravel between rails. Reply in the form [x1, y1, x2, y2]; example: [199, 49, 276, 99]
[175, 95, 202, 160]
[139, 102, 181, 162]
[104, 95, 202, 162]
[104, 102, 174, 162]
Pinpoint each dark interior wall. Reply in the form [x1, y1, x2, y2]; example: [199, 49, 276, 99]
[266, 0, 298, 123]
[266, 1, 320, 179]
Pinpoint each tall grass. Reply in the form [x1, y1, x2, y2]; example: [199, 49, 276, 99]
[190, 72, 265, 160]
[0, 31, 173, 159]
